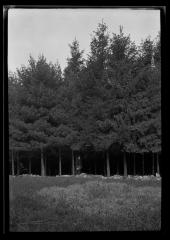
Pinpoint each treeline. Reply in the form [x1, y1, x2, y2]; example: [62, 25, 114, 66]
[8, 22, 161, 176]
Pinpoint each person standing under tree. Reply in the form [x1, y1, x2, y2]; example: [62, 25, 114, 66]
[76, 155, 82, 175]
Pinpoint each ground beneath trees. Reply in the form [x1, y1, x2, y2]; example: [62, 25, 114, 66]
[9, 175, 161, 232]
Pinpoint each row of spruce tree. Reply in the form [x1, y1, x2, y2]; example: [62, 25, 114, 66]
[9, 22, 161, 176]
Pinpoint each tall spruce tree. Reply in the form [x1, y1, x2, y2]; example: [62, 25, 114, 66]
[64, 39, 84, 92]
[107, 26, 138, 153]
[127, 35, 161, 159]
[8, 72, 27, 175]
[16, 55, 62, 176]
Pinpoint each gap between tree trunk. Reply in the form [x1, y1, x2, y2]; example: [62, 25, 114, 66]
[59, 148, 62, 176]
[72, 150, 75, 175]
[41, 147, 45, 176]
[152, 152, 155, 176]
[142, 153, 144, 176]
[106, 150, 110, 177]
[123, 152, 127, 177]
[29, 158, 31, 174]
[133, 153, 136, 176]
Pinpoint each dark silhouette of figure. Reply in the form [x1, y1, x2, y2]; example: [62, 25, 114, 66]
[76, 155, 82, 175]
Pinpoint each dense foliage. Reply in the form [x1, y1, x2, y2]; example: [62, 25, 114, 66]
[8, 22, 161, 174]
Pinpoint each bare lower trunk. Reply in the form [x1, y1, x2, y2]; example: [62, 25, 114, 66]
[72, 150, 75, 175]
[17, 151, 19, 176]
[11, 149, 15, 176]
[123, 152, 127, 177]
[45, 156, 47, 176]
[79, 155, 82, 174]
[103, 152, 105, 176]
[59, 148, 61, 176]
[106, 150, 110, 177]
[41, 147, 45, 176]
[156, 152, 160, 175]
[152, 153, 155, 175]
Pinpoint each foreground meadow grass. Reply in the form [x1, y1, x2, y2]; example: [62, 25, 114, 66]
[9, 175, 161, 232]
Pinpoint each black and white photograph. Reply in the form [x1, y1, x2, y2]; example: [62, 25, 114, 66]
[6, 6, 162, 232]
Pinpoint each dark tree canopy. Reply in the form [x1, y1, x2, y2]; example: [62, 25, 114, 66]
[8, 22, 161, 165]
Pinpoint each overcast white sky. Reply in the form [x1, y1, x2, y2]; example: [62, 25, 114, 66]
[8, 8, 160, 72]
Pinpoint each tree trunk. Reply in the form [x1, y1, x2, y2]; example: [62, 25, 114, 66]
[41, 147, 45, 176]
[17, 151, 19, 176]
[133, 153, 136, 176]
[106, 150, 110, 177]
[45, 156, 47, 176]
[11, 149, 15, 176]
[142, 153, 144, 176]
[152, 153, 155, 176]
[72, 150, 75, 175]
[123, 152, 127, 177]
[156, 152, 160, 175]
[59, 148, 62, 176]
[29, 158, 31, 175]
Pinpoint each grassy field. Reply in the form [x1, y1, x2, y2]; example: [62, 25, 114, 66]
[9, 175, 161, 232]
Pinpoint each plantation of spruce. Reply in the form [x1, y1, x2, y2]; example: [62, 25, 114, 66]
[9, 22, 161, 176]
[9, 22, 161, 232]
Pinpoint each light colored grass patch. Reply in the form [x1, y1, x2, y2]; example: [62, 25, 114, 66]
[10, 176, 161, 231]
[37, 180, 161, 222]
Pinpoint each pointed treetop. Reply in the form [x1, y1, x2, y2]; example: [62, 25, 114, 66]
[119, 25, 123, 35]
